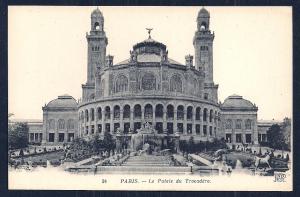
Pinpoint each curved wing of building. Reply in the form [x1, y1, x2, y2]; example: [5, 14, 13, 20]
[41, 7, 259, 147]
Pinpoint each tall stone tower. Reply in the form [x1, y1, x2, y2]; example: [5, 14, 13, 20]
[193, 8, 218, 103]
[193, 7, 214, 84]
[86, 7, 107, 84]
[83, 7, 108, 101]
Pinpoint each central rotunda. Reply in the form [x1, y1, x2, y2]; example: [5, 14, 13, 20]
[41, 7, 259, 147]
[78, 7, 220, 142]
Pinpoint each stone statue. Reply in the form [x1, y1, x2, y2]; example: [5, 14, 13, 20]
[116, 127, 122, 134]
[130, 50, 137, 62]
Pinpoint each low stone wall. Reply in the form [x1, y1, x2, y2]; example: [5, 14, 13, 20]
[189, 154, 213, 166]
[68, 165, 191, 174]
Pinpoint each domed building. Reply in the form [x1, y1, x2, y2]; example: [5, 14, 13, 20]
[42, 94, 77, 143]
[220, 95, 258, 147]
[41, 7, 259, 147]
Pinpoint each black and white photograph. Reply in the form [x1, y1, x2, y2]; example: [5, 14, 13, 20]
[8, 6, 292, 191]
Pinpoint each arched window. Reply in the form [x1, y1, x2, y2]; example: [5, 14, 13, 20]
[196, 107, 201, 120]
[114, 105, 120, 119]
[144, 104, 153, 119]
[80, 111, 84, 122]
[203, 108, 208, 121]
[94, 22, 100, 30]
[209, 109, 213, 122]
[170, 74, 182, 92]
[91, 108, 95, 121]
[89, 93, 95, 100]
[214, 111, 218, 122]
[134, 104, 141, 118]
[58, 119, 65, 130]
[100, 79, 105, 96]
[105, 106, 110, 120]
[167, 105, 174, 119]
[187, 106, 193, 120]
[177, 105, 184, 120]
[155, 104, 163, 118]
[200, 22, 207, 30]
[142, 73, 156, 90]
[123, 105, 130, 119]
[115, 75, 128, 93]
[67, 119, 75, 130]
[49, 119, 55, 130]
[192, 79, 198, 94]
[225, 119, 232, 129]
[236, 119, 242, 129]
[245, 119, 252, 130]
[204, 93, 209, 100]
[85, 109, 89, 122]
[97, 107, 102, 120]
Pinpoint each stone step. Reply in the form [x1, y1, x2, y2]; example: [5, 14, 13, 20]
[126, 159, 169, 162]
[122, 155, 172, 167]
[127, 158, 169, 161]
[123, 163, 170, 166]
[125, 162, 170, 165]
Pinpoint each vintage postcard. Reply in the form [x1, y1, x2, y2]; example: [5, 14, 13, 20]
[8, 6, 292, 191]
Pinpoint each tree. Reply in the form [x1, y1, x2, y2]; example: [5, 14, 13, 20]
[90, 134, 102, 154]
[267, 124, 287, 150]
[102, 131, 115, 156]
[179, 140, 187, 155]
[187, 136, 195, 153]
[209, 138, 227, 151]
[8, 122, 29, 150]
[282, 118, 291, 150]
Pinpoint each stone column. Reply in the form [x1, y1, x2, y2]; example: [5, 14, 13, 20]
[42, 112, 47, 143]
[183, 109, 187, 135]
[152, 109, 156, 127]
[130, 110, 134, 132]
[174, 109, 177, 133]
[200, 113, 203, 136]
[120, 109, 124, 131]
[141, 109, 145, 124]
[163, 109, 167, 131]
[102, 109, 105, 134]
[64, 130, 68, 143]
[192, 108, 196, 135]
[253, 118, 258, 145]
[54, 120, 59, 143]
[110, 108, 114, 133]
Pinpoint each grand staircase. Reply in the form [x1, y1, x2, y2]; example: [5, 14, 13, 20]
[122, 155, 171, 166]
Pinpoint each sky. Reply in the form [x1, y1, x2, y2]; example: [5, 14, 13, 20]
[8, 6, 292, 121]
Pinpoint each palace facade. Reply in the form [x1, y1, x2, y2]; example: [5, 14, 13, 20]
[39, 8, 260, 146]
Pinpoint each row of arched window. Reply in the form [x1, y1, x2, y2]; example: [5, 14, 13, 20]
[79, 104, 220, 123]
[92, 46, 100, 51]
[48, 119, 75, 130]
[108, 73, 199, 94]
[225, 119, 252, 130]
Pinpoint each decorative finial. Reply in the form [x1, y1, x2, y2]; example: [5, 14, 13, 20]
[146, 28, 153, 39]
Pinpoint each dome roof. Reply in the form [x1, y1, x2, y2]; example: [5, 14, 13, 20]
[115, 54, 182, 65]
[46, 94, 77, 108]
[222, 94, 257, 110]
[133, 37, 167, 53]
[198, 7, 210, 18]
[91, 7, 103, 17]
[115, 36, 183, 66]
